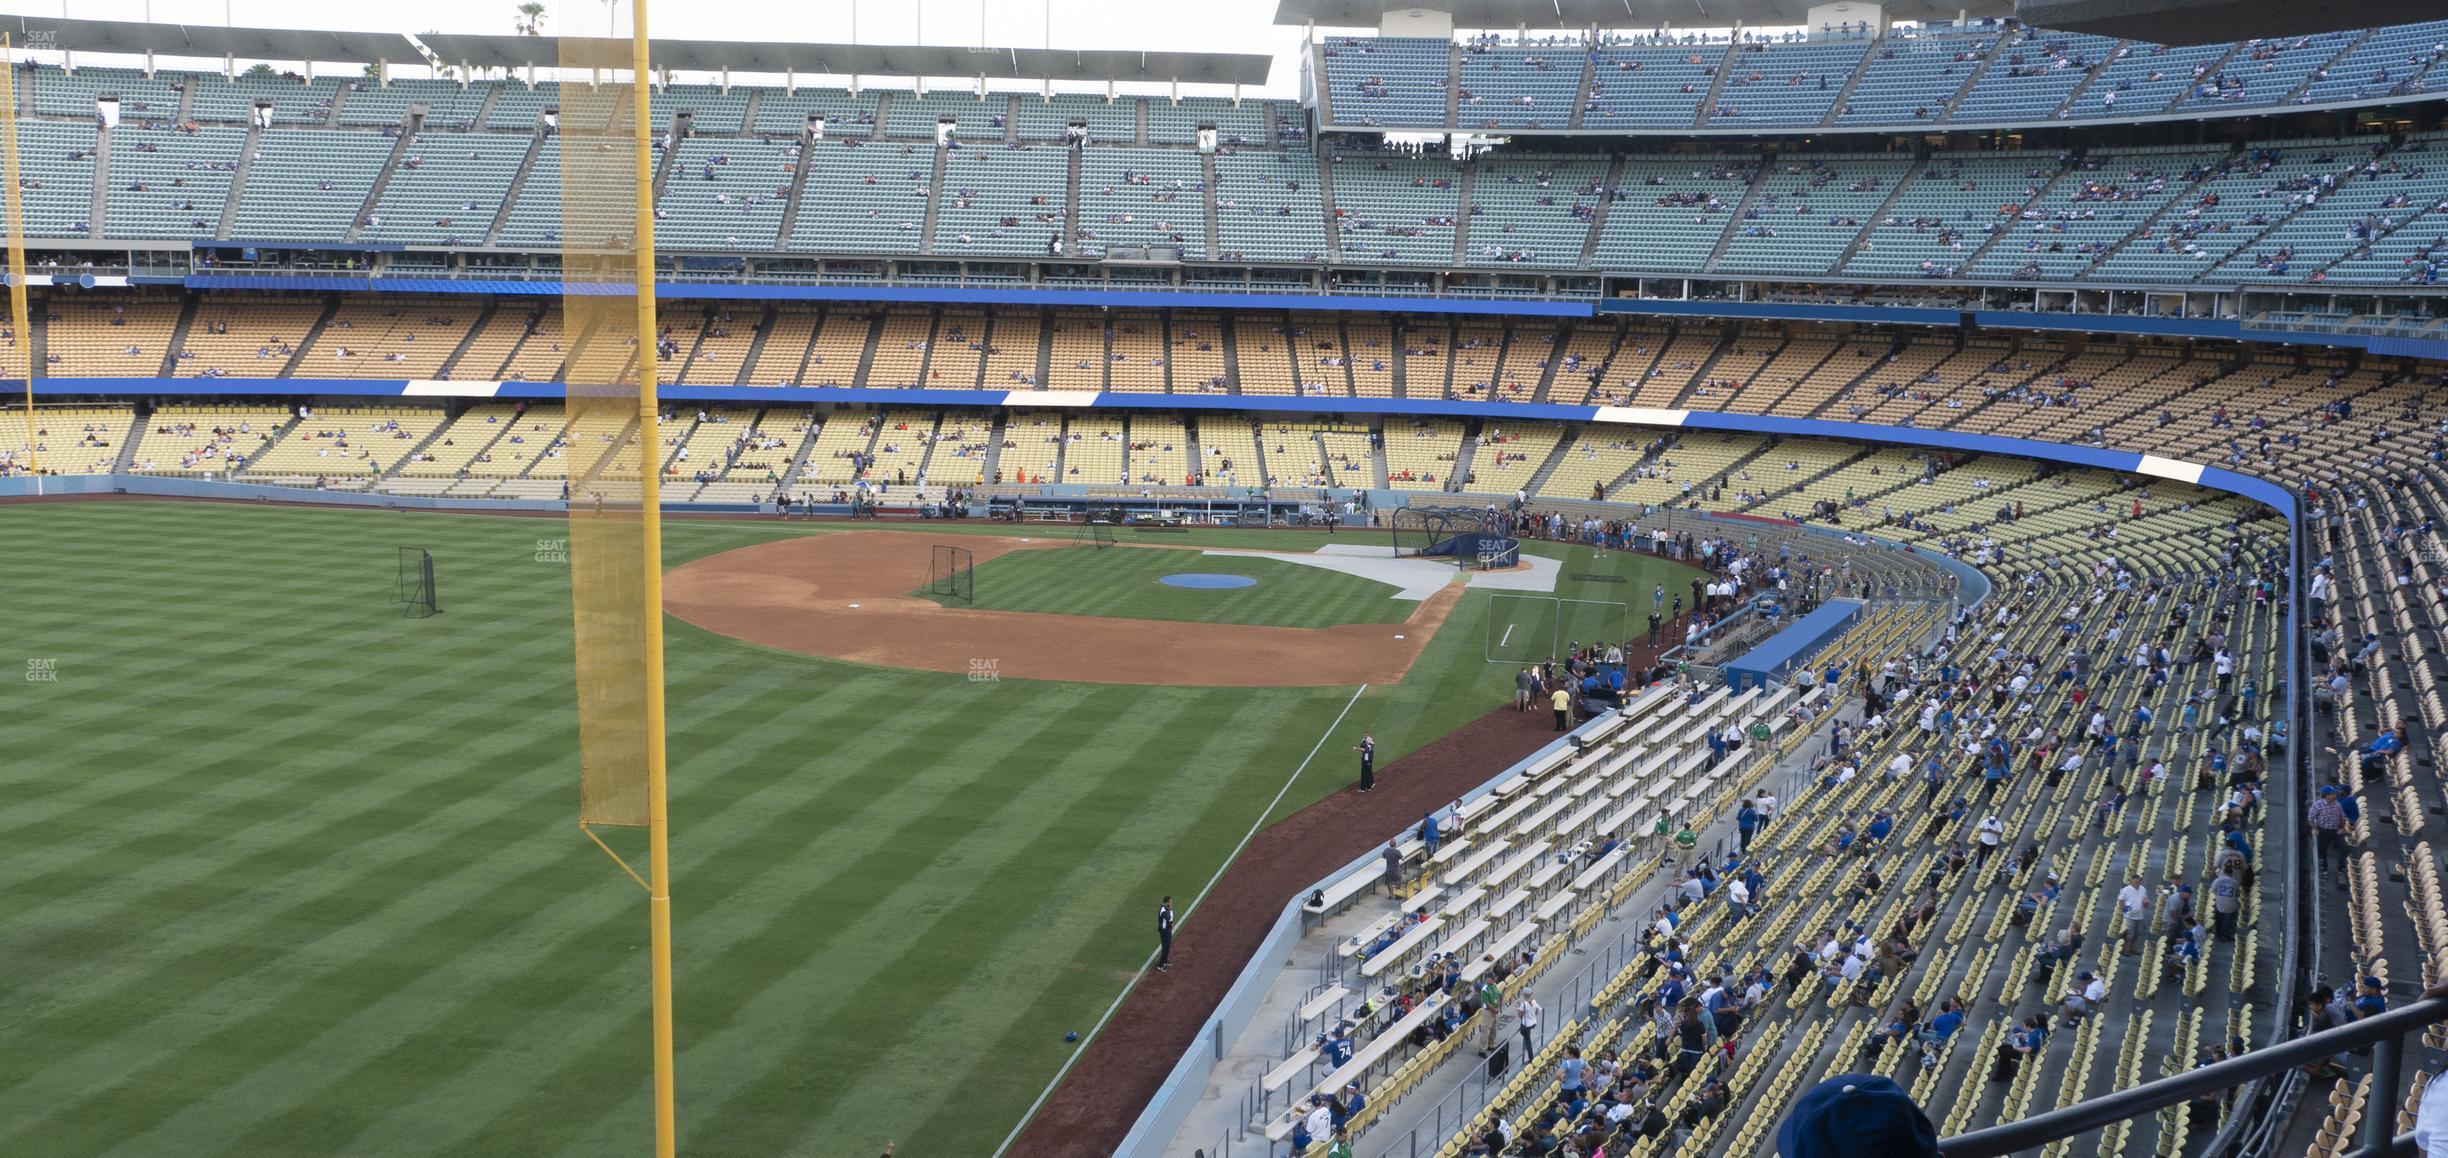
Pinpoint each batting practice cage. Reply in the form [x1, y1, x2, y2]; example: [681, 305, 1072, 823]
[1078, 521, 1117, 549]
[395, 547, 440, 617]
[930, 545, 975, 603]
[1390, 506, 1520, 569]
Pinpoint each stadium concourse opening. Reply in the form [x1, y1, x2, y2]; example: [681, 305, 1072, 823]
[662, 531, 1465, 686]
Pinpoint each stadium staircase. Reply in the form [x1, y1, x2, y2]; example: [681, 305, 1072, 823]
[1577, 156, 1626, 267]
[917, 143, 950, 252]
[1951, 158, 2086, 275]
[2160, 43, 2244, 114]
[156, 297, 199, 378]
[1702, 160, 1774, 272]
[1244, 417, 1272, 483]
[977, 412, 1009, 483]
[1450, 165, 1475, 263]
[1831, 159, 1930, 276]
[87, 120, 110, 241]
[1063, 146, 1083, 252]
[229, 411, 306, 477]
[1567, 51, 1598, 129]
[2074, 149, 2239, 278]
[466, 84, 503, 132]
[371, 420, 456, 487]
[1693, 43, 1741, 127]
[280, 298, 340, 377]
[215, 121, 265, 241]
[1447, 426, 1482, 488]
[485, 127, 548, 247]
[433, 301, 500, 379]
[649, 113, 686, 201]
[1527, 322, 1573, 403]
[1313, 152, 1344, 261]
[174, 79, 197, 123]
[1131, 99, 1148, 146]
[849, 313, 885, 391]
[1367, 428, 1390, 485]
[865, 91, 892, 140]
[109, 417, 145, 473]
[656, 411, 703, 475]
[774, 134, 817, 240]
[1214, 319, 1242, 394]
[2047, 43, 2126, 120]
[2200, 168, 2380, 285]
[2283, 30, 2376, 104]
[1443, 44, 1463, 128]
[1817, 49, 1879, 128]
[1309, 42, 1337, 126]
[1517, 432, 1579, 496]
[320, 85, 350, 126]
[345, 112, 422, 243]
[730, 307, 777, 388]
[1935, 36, 2011, 123]
[1198, 151, 1221, 260]
[736, 90, 764, 137]
[1388, 321, 1412, 397]
[775, 413, 823, 486]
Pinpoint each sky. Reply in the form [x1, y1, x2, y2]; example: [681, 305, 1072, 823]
[10, 0, 1326, 98]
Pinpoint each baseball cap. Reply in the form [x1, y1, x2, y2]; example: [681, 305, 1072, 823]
[1776, 1074, 1939, 1158]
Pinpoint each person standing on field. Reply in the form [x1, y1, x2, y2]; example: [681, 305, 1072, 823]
[1156, 895, 1175, 972]
[1354, 731, 1377, 792]
[1553, 685, 1573, 732]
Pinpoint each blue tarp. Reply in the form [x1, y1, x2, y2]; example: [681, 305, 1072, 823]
[1722, 599, 1864, 691]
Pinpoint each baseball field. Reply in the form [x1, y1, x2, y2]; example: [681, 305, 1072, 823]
[0, 500, 1699, 1156]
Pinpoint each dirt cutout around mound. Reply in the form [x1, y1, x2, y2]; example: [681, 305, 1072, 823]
[662, 531, 1465, 686]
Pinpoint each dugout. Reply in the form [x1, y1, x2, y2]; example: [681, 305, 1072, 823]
[1719, 598, 1864, 691]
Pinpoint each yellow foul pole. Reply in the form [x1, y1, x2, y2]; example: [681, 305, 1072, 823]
[0, 35, 36, 480]
[624, 0, 678, 1151]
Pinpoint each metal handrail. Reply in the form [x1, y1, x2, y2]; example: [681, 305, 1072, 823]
[1936, 996, 2448, 1158]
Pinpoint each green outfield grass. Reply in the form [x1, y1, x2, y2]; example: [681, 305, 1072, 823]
[915, 543, 1412, 626]
[0, 504, 1700, 1158]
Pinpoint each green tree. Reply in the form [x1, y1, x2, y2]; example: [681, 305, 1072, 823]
[514, 2, 546, 36]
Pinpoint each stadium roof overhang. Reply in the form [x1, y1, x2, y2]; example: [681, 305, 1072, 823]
[0, 16, 1272, 85]
[1272, 0, 2013, 28]
[2011, 0, 2422, 48]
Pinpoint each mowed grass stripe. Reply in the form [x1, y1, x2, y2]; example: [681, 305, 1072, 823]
[651, 688, 1257, 1156]
[0, 630, 577, 936]
[443, 681, 1182, 1157]
[789, 688, 1352, 1154]
[190, 665, 925, 1155]
[0, 503, 1539, 1157]
[102, 665, 926, 1157]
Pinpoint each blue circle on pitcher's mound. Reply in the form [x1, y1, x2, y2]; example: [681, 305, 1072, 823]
[1160, 572, 1259, 590]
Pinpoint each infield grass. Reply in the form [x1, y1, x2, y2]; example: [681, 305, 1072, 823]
[914, 543, 1412, 626]
[0, 503, 1699, 1158]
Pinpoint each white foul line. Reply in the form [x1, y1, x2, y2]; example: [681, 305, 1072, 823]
[988, 682, 1373, 1158]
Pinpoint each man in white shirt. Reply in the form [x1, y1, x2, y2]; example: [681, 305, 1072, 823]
[1975, 816, 2005, 865]
[2118, 874, 2150, 954]
[1516, 995, 1543, 1057]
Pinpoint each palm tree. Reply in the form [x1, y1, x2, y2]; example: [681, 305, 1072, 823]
[514, 1, 546, 36]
